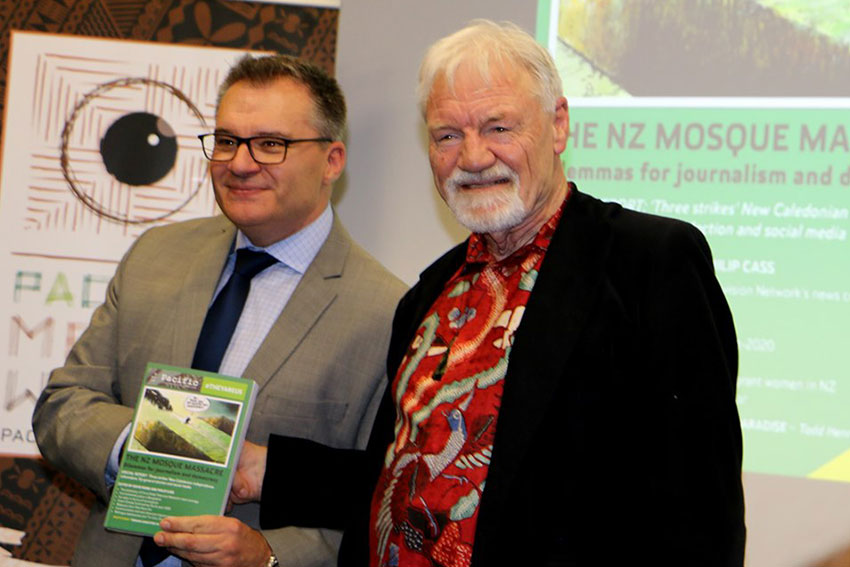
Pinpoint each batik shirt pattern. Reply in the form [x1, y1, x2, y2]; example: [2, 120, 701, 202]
[369, 202, 564, 567]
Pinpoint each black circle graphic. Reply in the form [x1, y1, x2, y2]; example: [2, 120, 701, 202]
[100, 112, 178, 186]
[61, 77, 208, 224]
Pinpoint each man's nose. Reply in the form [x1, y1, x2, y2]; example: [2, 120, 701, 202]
[228, 142, 262, 174]
[457, 134, 495, 171]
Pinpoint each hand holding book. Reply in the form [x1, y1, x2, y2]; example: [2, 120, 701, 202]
[230, 440, 267, 505]
[154, 515, 273, 567]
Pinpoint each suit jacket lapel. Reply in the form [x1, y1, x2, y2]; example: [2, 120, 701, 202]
[243, 216, 350, 390]
[171, 217, 236, 366]
[477, 189, 616, 514]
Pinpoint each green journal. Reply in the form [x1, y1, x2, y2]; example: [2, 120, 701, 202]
[104, 362, 257, 536]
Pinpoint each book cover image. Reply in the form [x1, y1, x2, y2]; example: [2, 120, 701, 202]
[131, 385, 240, 465]
[104, 362, 256, 536]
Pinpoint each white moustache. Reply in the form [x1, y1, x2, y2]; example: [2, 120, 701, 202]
[445, 165, 519, 192]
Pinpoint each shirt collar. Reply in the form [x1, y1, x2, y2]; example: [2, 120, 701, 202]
[235, 204, 333, 274]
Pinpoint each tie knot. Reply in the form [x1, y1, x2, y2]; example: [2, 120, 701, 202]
[234, 248, 277, 279]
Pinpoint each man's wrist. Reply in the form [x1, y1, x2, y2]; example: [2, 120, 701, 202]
[260, 535, 278, 567]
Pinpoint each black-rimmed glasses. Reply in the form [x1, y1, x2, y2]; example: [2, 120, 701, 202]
[198, 133, 332, 165]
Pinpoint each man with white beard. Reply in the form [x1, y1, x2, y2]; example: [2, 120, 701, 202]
[161, 19, 746, 567]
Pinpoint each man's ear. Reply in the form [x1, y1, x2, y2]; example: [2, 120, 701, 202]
[323, 141, 347, 185]
[552, 96, 570, 154]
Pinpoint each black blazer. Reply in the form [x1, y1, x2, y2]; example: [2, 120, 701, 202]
[262, 187, 745, 567]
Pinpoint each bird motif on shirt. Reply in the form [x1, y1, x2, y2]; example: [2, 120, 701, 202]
[422, 408, 467, 480]
[375, 255, 541, 566]
[376, 406, 469, 559]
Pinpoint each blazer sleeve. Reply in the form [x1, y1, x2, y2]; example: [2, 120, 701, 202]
[32, 246, 136, 503]
[260, 436, 368, 529]
[259, 372, 398, 528]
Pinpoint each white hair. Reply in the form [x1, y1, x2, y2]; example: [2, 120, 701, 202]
[417, 19, 563, 117]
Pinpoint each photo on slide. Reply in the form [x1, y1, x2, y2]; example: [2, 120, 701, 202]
[552, 0, 850, 97]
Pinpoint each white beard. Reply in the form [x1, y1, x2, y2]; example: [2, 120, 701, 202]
[442, 164, 526, 233]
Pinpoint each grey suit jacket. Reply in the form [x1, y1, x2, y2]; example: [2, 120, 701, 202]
[32, 213, 406, 567]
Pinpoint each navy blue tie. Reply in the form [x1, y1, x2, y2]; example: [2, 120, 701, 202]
[138, 248, 276, 566]
[191, 248, 278, 372]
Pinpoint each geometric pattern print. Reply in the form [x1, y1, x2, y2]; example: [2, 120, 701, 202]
[0, 1, 338, 124]
[0, 456, 94, 563]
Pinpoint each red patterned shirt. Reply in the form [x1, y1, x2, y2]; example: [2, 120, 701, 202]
[370, 200, 566, 567]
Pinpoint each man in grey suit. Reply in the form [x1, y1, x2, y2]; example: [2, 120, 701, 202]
[32, 54, 406, 567]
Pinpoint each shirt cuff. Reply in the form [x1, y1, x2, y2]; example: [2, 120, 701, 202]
[106, 422, 132, 487]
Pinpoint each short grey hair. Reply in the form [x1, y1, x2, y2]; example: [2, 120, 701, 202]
[417, 19, 563, 117]
[217, 54, 346, 141]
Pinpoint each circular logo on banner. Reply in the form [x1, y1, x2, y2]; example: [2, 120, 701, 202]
[61, 77, 209, 224]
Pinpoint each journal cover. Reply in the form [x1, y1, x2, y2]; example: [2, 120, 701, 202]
[104, 362, 257, 536]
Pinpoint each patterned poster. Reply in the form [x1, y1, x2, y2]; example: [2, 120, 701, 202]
[0, 3, 339, 562]
[0, 2, 339, 460]
[0, 1, 339, 460]
[0, 31, 258, 456]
